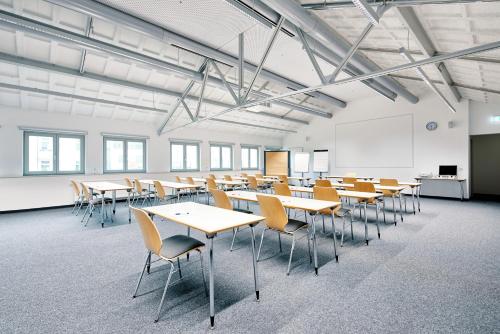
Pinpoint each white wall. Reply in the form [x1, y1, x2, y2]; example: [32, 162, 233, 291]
[469, 100, 500, 135]
[0, 107, 281, 211]
[284, 93, 471, 198]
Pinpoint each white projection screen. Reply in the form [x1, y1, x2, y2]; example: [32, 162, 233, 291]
[313, 150, 329, 172]
[335, 114, 414, 168]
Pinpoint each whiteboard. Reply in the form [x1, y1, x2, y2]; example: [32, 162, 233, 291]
[313, 150, 329, 172]
[294, 152, 310, 173]
[335, 114, 413, 168]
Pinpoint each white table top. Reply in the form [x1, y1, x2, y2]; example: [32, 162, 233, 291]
[180, 177, 207, 183]
[216, 180, 247, 186]
[226, 191, 341, 212]
[141, 179, 200, 189]
[289, 186, 382, 200]
[142, 202, 265, 235]
[82, 181, 132, 192]
[415, 177, 466, 181]
[325, 175, 374, 180]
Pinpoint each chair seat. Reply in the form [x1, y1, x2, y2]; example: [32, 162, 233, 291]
[159, 235, 205, 259]
[234, 208, 253, 214]
[284, 219, 308, 233]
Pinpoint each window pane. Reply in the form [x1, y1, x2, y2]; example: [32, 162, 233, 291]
[59, 137, 82, 172]
[241, 148, 249, 169]
[171, 144, 184, 170]
[211, 146, 220, 169]
[250, 148, 258, 169]
[28, 135, 54, 172]
[221, 146, 231, 169]
[106, 140, 124, 171]
[127, 141, 144, 170]
[186, 145, 198, 170]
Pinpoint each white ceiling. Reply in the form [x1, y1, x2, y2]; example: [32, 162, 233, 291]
[0, 0, 499, 138]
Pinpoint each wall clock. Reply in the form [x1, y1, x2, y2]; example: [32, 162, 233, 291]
[426, 121, 438, 131]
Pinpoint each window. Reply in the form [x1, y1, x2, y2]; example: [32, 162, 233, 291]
[210, 144, 232, 170]
[241, 145, 259, 170]
[23, 131, 85, 175]
[170, 142, 200, 171]
[103, 137, 146, 173]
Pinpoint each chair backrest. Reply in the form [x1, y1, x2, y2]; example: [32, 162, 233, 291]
[224, 175, 232, 181]
[206, 178, 217, 191]
[257, 194, 288, 232]
[208, 174, 216, 180]
[342, 177, 357, 189]
[124, 177, 134, 188]
[241, 172, 248, 177]
[313, 186, 340, 202]
[313, 186, 340, 215]
[153, 180, 166, 199]
[185, 176, 195, 185]
[278, 175, 288, 184]
[134, 178, 143, 193]
[255, 173, 264, 179]
[274, 182, 292, 197]
[131, 207, 162, 255]
[175, 176, 182, 183]
[315, 179, 332, 187]
[210, 189, 233, 210]
[247, 176, 258, 190]
[80, 183, 91, 201]
[379, 178, 399, 196]
[380, 178, 399, 186]
[353, 181, 376, 193]
[70, 180, 80, 196]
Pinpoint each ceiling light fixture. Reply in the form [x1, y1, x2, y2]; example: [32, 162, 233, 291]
[351, 0, 380, 25]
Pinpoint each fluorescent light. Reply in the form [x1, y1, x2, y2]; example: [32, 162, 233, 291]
[352, 0, 380, 25]
[246, 102, 272, 113]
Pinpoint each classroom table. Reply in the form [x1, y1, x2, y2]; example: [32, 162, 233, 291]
[225, 191, 341, 274]
[82, 181, 133, 227]
[142, 202, 265, 329]
[415, 177, 466, 201]
[288, 186, 383, 244]
[140, 179, 200, 202]
[325, 175, 374, 180]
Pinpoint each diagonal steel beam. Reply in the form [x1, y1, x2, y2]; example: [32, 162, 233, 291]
[400, 48, 456, 112]
[181, 100, 196, 121]
[242, 16, 285, 103]
[211, 60, 238, 104]
[195, 61, 211, 118]
[79, 17, 92, 73]
[395, 7, 461, 102]
[296, 27, 327, 84]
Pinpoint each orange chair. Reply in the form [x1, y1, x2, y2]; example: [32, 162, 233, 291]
[313, 186, 353, 247]
[131, 207, 207, 322]
[353, 181, 382, 240]
[70, 180, 83, 215]
[315, 179, 332, 187]
[380, 178, 406, 223]
[256, 194, 310, 275]
[210, 189, 253, 251]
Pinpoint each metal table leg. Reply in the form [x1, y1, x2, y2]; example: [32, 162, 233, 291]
[112, 190, 116, 214]
[411, 186, 416, 215]
[249, 225, 260, 301]
[311, 213, 319, 275]
[417, 186, 421, 212]
[392, 195, 397, 225]
[100, 190, 105, 228]
[330, 210, 338, 262]
[364, 202, 369, 245]
[398, 194, 403, 222]
[128, 190, 131, 223]
[207, 235, 215, 329]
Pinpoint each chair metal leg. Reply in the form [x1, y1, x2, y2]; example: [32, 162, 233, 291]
[80, 204, 89, 223]
[383, 198, 386, 223]
[230, 228, 238, 252]
[256, 228, 267, 262]
[306, 228, 312, 264]
[154, 262, 175, 323]
[376, 202, 381, 239]
[399, 194, 404, 222]
[286, 234, 296, 275]
[341, 216, 346, 247]
[322, 215, 326, 233]
[177, 257, 182, 279]
[278, 231, 282, 253]
[133, 251, 150, 298]
[350, 212, 354, 240]
[198, 250, 208, 297]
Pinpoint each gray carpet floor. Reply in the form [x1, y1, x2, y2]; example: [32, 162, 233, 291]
[0, 195, 499, 333]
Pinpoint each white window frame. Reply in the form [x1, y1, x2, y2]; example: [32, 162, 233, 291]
[103, 136, 146, 173]
[170, 141, 200, 172]
[210, 144, 233, 171]
[23, 131, 85, 176]
[241, 145, 259, 170]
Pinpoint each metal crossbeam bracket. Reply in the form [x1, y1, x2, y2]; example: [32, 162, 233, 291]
[296, 27, 327, 84]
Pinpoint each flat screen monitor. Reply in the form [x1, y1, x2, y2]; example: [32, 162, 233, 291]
[439, 165, 457, 176]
